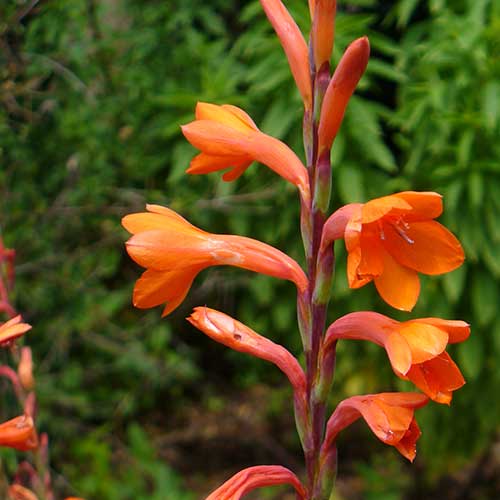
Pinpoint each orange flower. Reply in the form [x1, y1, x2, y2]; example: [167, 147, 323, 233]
[325, 312, 469, 404]
[0, 315, 31, 346]
[321, 191, 465, 310]
[181, 103, 310, 200]
[206, 465, 306, 500]
[321, 393, 428, 462]
[0, 415, 38, 451]
[8, 485, 38, 500]
[310, 0, 337, 70]
[259, 1, 312, 109]
[18, 347, 35, 391]
[317, 36, 370, 153]
[188, 307, 306, 394]
[123, 205, 308, 316]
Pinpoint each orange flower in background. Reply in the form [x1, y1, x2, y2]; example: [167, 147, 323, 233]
[182, 102, 310, 200]
[206, 465, 306, 500]
[0, 415, 38, 451]
[0, 315, 31, 346]
[321, 191, 465, 310]
[259, 0, 312, 109]
[326, 312, 469, 404]
[122, 205, 308, 316]
[322, 393, 429, 462]
[317, 36, 370, 153]
[8, 485, 38, 500]
[188, 307, 306, 393]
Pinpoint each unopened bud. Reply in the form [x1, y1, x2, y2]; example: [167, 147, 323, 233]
[18, 347, 34, 390]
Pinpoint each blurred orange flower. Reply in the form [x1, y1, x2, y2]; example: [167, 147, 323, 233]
[0, 415, 38, 451]
[206, 465, 306, 500]
[182, 103, 309, 200]
[321, 191, 464, 310]
[123, 205, 308, 316]
[326, 312, 469, 404]
[8, 485, 38, 500]
[322, 393, 428, 462]
[0, 315, 31, 346]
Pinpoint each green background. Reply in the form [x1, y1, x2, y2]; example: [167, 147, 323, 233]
[1, 0, 499, 498]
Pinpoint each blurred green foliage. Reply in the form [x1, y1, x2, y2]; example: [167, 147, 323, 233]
[0, 0, 499, 498]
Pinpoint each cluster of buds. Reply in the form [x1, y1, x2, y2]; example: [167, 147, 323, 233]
[0, 239, 84, 500]
[123, 1, 468, 498]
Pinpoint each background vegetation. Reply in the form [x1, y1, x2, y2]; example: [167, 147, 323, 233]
[1, 0, 499, 498]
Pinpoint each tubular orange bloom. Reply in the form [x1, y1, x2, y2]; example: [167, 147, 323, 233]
[8, 485, 38, 500]
[205, 465, 306, 500]
[18, 347, 35, 391]
[325, 312, 469, 404]
[122, 205, 308, 316]
[310, 0, 337, 70]
[181, 102, 310, 200]
[0, 415, 38, 451]
[321, 191, 465, 311]
[259, 0, 312, 109]
[188, 307, 306, 394]
[317, 36, 370, 153]
[0, 315, 31, 346]
[321, 393, 429, 462]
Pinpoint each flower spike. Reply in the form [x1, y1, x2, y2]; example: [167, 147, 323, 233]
[318, 36, 370, 153]
[182, 103, 310, 201]
[321, 192, 465, 310]
[188, 307, 306, 394]
[321, 393, 429, 462]
[205, 465, 306, 500]
[122, 205, 308, 316]
[259, 0, 312, 110]
[325, 312, 469, 403]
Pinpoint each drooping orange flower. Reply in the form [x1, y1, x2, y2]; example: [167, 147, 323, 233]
[206, 465, 306, 500]
[310, 0, 337, 70]
[321, 393, 428, 462]
[0, 415, 38, 451]
[321, 191, 465, 310]
[181, 103, 310, 201]
[122, 205, 308, 316]
[317, 36, 370, 153]
[0, 315, 31, 346]
[259, 0, 312, 109]
[325, 312, 469, 404]
[188, 307, 306, 394]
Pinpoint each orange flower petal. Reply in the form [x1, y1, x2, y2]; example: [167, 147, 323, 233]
[361, 195, 412, 224]
[186, 152, 252, 176]
[374, 251, 420, 311]
[405, 352, 465, 404]
[195, 102, 257, 133]
[383, 220, 464, 275]
[395, 419, 421, 462]
[398, 322, 448, 364]
[0, 316, 32, 345]
[393, 191, 443, 221]
[122, 205, 198, 235]
[0, 415, 38, 451]
[385, 332, 412, 375]
[132, 268, 199, 312]
[411, 318, 470, 344]
[311, 0, 337, 69]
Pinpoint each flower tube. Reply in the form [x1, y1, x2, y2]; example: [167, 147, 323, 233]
[321, 191, 465, 310]
[122, 205, 308, 316]
[310, 0, 337, 70]
[317, 36, 370, 153]
[259, 0, 312, 109]
[325, 312, 469, 404]
[182, 102, 310, 201]
[188, 307, 306, 394]
[206, 465, 306, 500]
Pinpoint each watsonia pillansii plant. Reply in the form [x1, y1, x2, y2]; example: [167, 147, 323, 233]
[122, 1, 469, 498]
